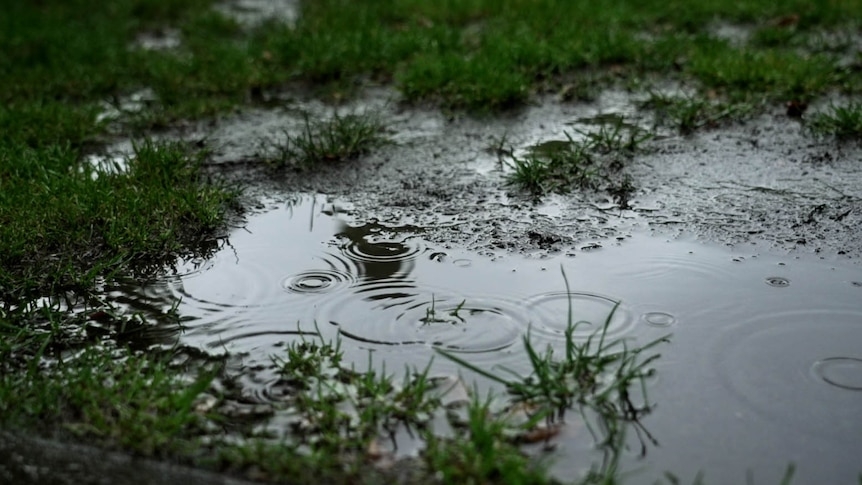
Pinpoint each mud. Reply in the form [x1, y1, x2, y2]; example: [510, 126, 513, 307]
[0, 432, 255, 485]
[190, 85, 862, 261]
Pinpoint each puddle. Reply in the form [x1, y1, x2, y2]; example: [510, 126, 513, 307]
[107, 194, 862, 483]
[215, 0, 299, 28]
[81, 153, 129, 180]
[133, 29, 181, 51]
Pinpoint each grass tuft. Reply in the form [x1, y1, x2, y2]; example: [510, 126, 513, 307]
[263, 113, 388, 168]
[807, 102, 862, 140]
[437, 267, 669, 477]
[505, 122, 646, 198]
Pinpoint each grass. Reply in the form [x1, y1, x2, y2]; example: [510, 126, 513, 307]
[505, 122, 648, 199]
[262, 112, 388, 168]
[0, 140, 238, 305]
[0, 301, 216, 456]
[0, 272, 667, 484]
[807, 102, 862, 140]
[642, 93, 751, 134]
[436, 269, 666, 458]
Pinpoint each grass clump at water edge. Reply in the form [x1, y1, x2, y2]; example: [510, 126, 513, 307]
[0, 269, 669, 484]
[806, 102, 862, 140]
[0, 139, 239, 305]
[504, 121, 647, 205]
[261, 112, 389, 169]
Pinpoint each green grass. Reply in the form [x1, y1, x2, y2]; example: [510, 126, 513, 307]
[0, 277, 666, 484]
[262, 112, 389, 168]
[807, 102, 862, 140]
[0, 140, 238, 305]
[505, 122, 646, 198]
[0, 302, 215, 456]
[437, 269, 666, 454]
[642, 93, 752, 134]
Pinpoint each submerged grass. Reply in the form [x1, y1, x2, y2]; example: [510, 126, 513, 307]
[0, 272, 666, 484]
[437, 269, 667, 464]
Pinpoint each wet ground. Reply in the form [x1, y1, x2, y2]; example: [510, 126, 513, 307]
[73, 82, 862, 483]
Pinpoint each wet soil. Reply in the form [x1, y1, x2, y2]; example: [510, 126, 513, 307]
[0, 432, 256, 485]
[189, 85, 862, 261]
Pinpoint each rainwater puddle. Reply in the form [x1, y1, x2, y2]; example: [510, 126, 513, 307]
[108, 195, 862, 483]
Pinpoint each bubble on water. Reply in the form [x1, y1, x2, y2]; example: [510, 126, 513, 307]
[812, 357, 862, 391]
[642, 311, 677, 327]
[765, 276, 790, 287]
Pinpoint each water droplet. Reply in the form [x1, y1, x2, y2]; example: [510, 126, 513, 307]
[851, 281, 862, 288]
[524, 292, 634, 341]
[765, 276, 790, 287]
[642, 312, 676, 327]
[281, 270, 353, 294]
[812, 357, 862, 391]
[453, 259, 472, 268]
[317, 284, 524, 353]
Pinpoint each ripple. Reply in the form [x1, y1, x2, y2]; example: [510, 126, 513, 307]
[641, 311, 677, 327]
[318, 283, 526, 353]
[712, 309, 862, 439]
[169, 253, 220, 278]
[523, 291, 634, 341]
[811, 357, 862, 391]
[765, 276, 790, 288]
[337, 221, 424, 266]
[169, 256, 274, 310]
[342, 239, 422, 264]
[608, 248, 737, 283]
[281, 269, 354, 294]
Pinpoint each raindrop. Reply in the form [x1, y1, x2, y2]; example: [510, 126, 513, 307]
[765, 276, 790, 287]
[453, 259, 472, 268]
[524, 292, 634, 341]
[317, 285, 525, 353]
[642, 312, 676, 327]
[812, 357, 862, 391]
[851, 281, 862, 288]
[281, 270, 353, 294]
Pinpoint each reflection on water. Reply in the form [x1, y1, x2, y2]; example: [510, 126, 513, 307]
[107, 195, 862, 484]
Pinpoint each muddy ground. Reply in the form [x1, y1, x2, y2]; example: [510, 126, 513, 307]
[190, 86, 862, 261]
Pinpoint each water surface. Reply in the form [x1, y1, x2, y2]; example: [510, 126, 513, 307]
[109, 195, 862, 483]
